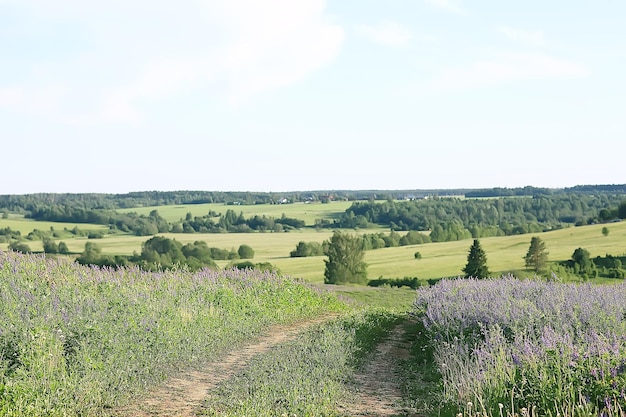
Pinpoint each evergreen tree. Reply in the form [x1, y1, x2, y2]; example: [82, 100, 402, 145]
[524, 236, 549, 272]
[462, 239, 490, 278]
[324, 231, 368, 284]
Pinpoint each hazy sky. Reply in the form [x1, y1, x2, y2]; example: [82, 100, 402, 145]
[1, 0, 624, 194]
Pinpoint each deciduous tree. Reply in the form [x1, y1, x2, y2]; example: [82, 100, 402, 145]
[524, 236, 549, 273]
[324, 231, 368, 284]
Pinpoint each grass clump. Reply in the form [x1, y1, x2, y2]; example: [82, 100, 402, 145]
[201, 310, 401, 417]
[0, 250, 345, 417]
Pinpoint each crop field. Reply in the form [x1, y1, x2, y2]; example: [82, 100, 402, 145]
[2, 214, 626, 283]
[117, 200, 355, 225]
[0, 215, 108, 235]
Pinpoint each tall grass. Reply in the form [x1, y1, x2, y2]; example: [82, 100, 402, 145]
[0, 250, 345, 417]
[412, 275, 626, 416]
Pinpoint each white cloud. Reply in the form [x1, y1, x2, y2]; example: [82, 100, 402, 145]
[498, 26, 545, 47]
[423, 0, 465, 14]
[428, 53, 590, 91]
[355, 20, 411, 48]
[0, 0, 345, 124]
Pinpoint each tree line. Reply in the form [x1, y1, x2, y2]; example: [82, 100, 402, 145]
[290, 230, 430, 258]
[24, 207, 307, 236]
[331, 195, 626, 240]
[75, 236, 261, 272]
[2, 185, 623, 213]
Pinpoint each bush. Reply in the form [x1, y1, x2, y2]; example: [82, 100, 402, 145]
[367, 277, 421, 289]
[414, 251, 422, 260]
[8, 241, 31, 253]
[237, 244, 255, 259]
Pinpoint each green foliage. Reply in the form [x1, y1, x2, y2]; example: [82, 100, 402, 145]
[8, 240, 32, 253]
[619, 200, 626, 219]
[324, 231, 368, 285]
[42, 238, 59, 254]
[414, 251, 422, 259]
[87, 230, 104, 239]
[237, 244, 255, 259]
[57, 241, 70, 254]
[524, 236, 549, 273]
[333, 192, 626, 239]
[602, 226, 610, 236]
[367, 277, 421, 289]
[289, 241, 325, 257]
[399, 230, 431, 245]
[462, 239, 490, 278]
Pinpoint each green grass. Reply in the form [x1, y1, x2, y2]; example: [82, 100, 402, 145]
[200, 310, 401, 417]
[323, 285, 418, 312]
[117, 201, 354, 225]
[0, 251, 347, 417]
[0, 215, 108, 235]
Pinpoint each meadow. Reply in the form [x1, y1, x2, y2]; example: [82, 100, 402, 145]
[2, 208, 626, 283]
[117, 200, 355, 225]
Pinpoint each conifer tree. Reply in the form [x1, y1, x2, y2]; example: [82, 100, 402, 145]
[463, 239, 490, 278]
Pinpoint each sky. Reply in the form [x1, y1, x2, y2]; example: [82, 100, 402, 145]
[1, 0, 625, 194]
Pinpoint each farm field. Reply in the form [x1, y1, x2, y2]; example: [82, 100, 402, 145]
[117, 200, 355, 225]
[0, 214, 108, 235]
[2, 213, 626, 283]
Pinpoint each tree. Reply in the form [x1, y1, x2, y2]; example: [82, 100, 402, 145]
[42, 238, 59, 254]
[324, 231, 368, 284]
[237, 244, 255, 259]
[58, 241, 70, 254]
[462, 239, 490, 278]
[619, 201, 626, 219]
[571, 247, 592, 270]
[9, 241, 31, 253]
[602, 227, 610, 237]
[524, 236, 549, 273]
[77, 242, 102, 265]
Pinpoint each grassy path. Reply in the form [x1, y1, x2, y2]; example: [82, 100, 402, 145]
[113, 315, 337, 417]
[340, 319, 419, 417]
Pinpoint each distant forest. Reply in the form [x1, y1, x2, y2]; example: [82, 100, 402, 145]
[1, 185, 626, 242]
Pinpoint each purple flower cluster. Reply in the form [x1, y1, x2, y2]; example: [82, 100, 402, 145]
[414, 275, 626, 413]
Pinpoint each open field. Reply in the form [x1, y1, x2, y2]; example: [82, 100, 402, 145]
[117, 200, 355, 225]
[0, 214, 108, 235]
[2, 211, 626, 283]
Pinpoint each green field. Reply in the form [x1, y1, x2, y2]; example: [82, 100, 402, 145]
[2, 207, 626, 284]
[117, 200, 354, 225]
[0, 214, 108, 235]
